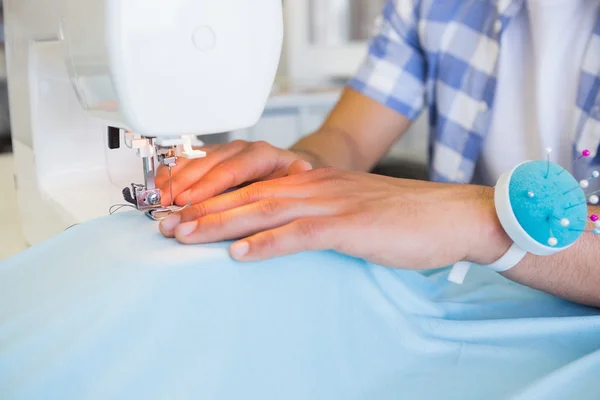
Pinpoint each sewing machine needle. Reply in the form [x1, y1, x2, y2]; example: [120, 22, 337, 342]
[168, 165, 174, 207]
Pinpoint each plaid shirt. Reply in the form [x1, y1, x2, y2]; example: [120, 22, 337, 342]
[348, 0, 600, 184]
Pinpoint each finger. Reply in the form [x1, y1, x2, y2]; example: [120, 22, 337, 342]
[178, 142, 296, 205]
[155, 144, 221, 187]
[228, 217, 342, 261]
[180, 167, 343, 219]
[189, 178, 318, 216]
[172, 198, 337, 244]
[287, 159, 313, 176]
[160, 168, 343, 237]
[184, 166, 340, 207]
[160, 184, 308, 238]
[159, 185, 271, 237]
[155, 158, 192, 188]
[159, 212, 182, 238]
[158, 141, 248, 206]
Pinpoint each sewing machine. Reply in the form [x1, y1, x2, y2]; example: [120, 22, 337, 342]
[4, 0, 283, 245]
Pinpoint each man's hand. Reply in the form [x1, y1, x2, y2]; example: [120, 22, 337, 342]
[158, 166, 600, 307]
[154, 88, 414, 208]
[159, 168, 510, 269]
[155, 141, 314, 207]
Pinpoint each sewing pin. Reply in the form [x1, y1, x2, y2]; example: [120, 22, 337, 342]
[563, 186, 579, 195]
[168, 165, 174, 207]
[551, 215, 571, 227]
[558, 149, 591, 176]
[564, 201, 588, 210]
[579, 149, 592, 160]
[545, 147, 552, 178]
[569, 228, 600, 234]
[547, 227, 558, 247]
[588, 189, 600, 196]
[577, 215, 600, 224]
[563, 180, 589, 195]
[569, 228, 600, 235]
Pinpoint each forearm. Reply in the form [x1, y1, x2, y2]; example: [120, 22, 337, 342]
[475, 189, 600, 307]
[291, 127, 367, 171]
[502, 205, 600, 307]
[290, 88, 413, 172]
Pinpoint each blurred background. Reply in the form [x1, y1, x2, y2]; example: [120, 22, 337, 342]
[0, 0, 429, 260]
[0, 2, 22, 261]
[244, 0, 429, 177]
[0, 3, 10, 152]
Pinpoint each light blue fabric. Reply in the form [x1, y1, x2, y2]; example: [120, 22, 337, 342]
[1, 213, 600, 400]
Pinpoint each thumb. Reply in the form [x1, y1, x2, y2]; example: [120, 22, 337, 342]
[287, 159, 313, 176]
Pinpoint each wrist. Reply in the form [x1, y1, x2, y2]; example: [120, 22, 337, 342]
[465, 185, 513, 265]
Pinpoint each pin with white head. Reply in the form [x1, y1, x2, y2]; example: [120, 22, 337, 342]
[552, 215, 571, 227]
[585, 181, 600, 203]
[545, 147, 553, 178]
[564, 179, 594, 196]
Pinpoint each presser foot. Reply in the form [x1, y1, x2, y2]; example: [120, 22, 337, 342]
[122, 184, 191, 221]
[145, 203, 191, 221]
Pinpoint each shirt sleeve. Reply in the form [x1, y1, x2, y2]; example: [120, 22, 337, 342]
[348, 0, 426, 121]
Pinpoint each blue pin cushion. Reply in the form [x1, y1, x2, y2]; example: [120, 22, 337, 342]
[495, 160, 588, 255]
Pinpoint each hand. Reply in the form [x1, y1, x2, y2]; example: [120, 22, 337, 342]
[159, 168, 512, 269]
[155, 140, 314, 207]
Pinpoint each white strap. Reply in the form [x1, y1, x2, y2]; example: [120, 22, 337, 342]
[447, 262, 472, 284]
[447, 242, 527, 284]
[482, 242, 527, 272]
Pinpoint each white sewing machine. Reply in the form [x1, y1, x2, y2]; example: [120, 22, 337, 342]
[4, 0, 283, 245]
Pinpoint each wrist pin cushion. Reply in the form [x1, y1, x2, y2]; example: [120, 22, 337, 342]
[449, 148, 600, 284]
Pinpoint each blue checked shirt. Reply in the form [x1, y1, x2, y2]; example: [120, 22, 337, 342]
[348, 0, 600, 184]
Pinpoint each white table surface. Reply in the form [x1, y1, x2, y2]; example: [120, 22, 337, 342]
[0, 153, 27, 261]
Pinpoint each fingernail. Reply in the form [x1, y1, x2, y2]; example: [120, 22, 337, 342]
[231, 241, 249, 259]
[301, 160, 314, 171]
[179, 190, 191, 202]
[176, 221, 197, 237]
[160, 214, 181, 231]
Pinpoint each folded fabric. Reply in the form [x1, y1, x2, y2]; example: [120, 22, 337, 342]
[1, 212, 599, 400]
